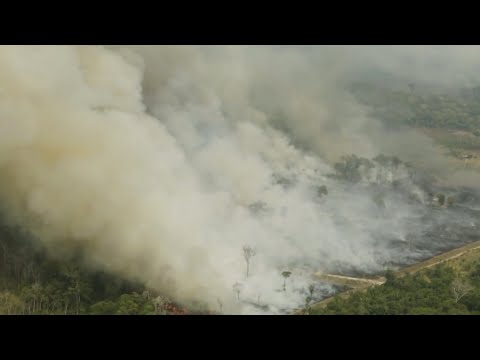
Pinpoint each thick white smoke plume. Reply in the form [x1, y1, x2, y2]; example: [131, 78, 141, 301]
[1, 45, 480, 314]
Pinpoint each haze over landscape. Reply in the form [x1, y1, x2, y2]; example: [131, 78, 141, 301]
[1, 45, 480, 315]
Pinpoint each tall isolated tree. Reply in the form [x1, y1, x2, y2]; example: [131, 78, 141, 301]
[242, 246, 256, 278]
[302, 284, 316, 315]
[304, 296, 313, 315]
[282, 271, 292, 292]
[233, 282, 243, 301]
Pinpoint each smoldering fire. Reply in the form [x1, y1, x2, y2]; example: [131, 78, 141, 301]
[1, 45, 480, 314]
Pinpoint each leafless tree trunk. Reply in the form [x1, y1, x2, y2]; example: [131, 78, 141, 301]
[76, 293, 80, 315]
[1, 243, 7, 268]
[451, 278, 473, 303]
[64, 300, 69, 315]
[30, 264, 39, 283]
[282, 271, 292, 292]
[242, 246, 256, 278]
[233, 283, 243, 301]
[51, 300, 58, 313]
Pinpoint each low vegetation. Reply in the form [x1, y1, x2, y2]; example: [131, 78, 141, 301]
[0, 223, 187, 315]
[312, 249, 480, 315]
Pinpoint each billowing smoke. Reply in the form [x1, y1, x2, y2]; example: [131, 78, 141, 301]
[1, 45, 480, 314]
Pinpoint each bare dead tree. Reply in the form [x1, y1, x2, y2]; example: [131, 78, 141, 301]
[242, 246, 256, 278]
[233, 282, 243, 301]
[451, 278, 473, 303]
[304, 296, 313, 315]
[282, 271, 292, 292]
[302, 284, 316, 315]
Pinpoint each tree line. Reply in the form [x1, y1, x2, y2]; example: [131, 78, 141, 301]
[312, 262, 480, 315]
[0, 223, 186, 315]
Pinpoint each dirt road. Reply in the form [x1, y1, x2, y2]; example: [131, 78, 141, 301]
[294, 239, 480, 314]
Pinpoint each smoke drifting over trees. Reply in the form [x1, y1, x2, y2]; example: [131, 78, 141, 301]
[1, 46, 480, 314]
